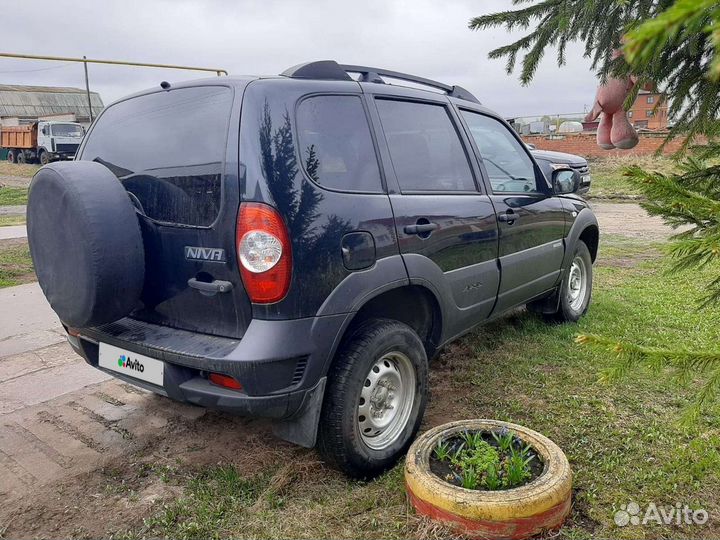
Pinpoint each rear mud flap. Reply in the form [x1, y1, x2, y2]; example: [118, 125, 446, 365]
[272, 377, 327, 448]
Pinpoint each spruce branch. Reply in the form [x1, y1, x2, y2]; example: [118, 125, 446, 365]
[576, 334, 720, 419]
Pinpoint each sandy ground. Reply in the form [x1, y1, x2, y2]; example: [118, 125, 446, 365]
[0, 175, 31, 189]
[590, 201, 679, 240]
[0, 202, 677, 538]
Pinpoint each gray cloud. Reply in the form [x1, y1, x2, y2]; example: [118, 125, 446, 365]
[1, 0, 599, 117]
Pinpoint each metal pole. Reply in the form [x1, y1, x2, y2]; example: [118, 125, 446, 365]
[83, 56, 93, 124]
[0, 52, 227, 76]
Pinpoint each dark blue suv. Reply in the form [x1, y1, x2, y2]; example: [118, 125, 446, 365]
[26, 61, 599, 478]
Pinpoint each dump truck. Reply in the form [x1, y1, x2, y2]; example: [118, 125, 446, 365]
[1, 121, 85, 165]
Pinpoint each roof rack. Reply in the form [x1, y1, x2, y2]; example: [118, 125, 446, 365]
[280, 60, 480, 104]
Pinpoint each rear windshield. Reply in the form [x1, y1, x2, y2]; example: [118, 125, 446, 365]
[80, 86, 233, 227]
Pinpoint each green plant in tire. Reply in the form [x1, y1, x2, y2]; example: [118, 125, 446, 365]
[433, 440, 452, 462]
[505, 445, 535, 486]
[434, 430, 537, 491]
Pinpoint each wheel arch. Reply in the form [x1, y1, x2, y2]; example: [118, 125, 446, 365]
[578, 224, 599, 262]
[343, 284, 443, 359]
[563, 208, 599, 268]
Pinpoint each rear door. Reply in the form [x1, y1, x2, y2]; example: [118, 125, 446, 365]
[367, 91, 500, 338]
[457, 109, 566, 314]
[79, 84, 252, 339]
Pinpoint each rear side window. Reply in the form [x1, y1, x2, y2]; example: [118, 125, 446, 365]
[80, 86, 233, 226]
[375, 99, 475, 192]
[296, 95, 382, 192]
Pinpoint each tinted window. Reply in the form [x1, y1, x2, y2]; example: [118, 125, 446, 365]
[296, 96, 382, 192]
[375, 99, 475, 192]
[461, 111, 538, 194]
[80, 86, 233, 226]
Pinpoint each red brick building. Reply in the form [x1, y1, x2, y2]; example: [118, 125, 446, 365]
[627, 89, 668, 130]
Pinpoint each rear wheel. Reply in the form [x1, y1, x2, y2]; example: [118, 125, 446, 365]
[547, 240, 592, 322]
[16, 151, 25, 164]
[7, 150, 15, 164]
[317, 319, 428, 478]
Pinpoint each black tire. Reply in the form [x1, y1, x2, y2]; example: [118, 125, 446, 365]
[39, 150, 50, 166]
[27, 161, 145, 328]
[317, 318, 429, 479]
[16, 151, 25, 164]
[547, 240, 592, 322]
[6, 150, 15, 164]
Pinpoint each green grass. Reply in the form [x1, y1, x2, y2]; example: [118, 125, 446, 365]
[0, 214, 25, 226]
[0, 241, 34, 287]
[0, 187, 28, 206]
[588, 155, 677, 199]
[114, 234, 720, 540]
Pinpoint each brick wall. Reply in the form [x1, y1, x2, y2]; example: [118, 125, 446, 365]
[521, 132, 692, 158]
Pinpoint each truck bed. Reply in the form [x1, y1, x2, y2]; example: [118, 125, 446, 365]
[1, 125, 37, 149]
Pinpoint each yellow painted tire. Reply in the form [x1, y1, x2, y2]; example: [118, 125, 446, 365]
[405, 419, 572, 539]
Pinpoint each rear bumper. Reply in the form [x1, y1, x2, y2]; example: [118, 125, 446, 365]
[70, 313, 347, 419]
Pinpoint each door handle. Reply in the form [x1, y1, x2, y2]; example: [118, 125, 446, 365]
[188, 278, 233, 296]
[497, 211, 518, 224]
[404, 223, 439, 235]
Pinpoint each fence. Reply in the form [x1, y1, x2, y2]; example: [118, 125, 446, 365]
[521, 131, 692, 158]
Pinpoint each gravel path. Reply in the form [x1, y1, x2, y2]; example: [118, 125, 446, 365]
[589, 201, 680, 241]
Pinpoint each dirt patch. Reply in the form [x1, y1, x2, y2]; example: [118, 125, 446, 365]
[0, 175, 32, 189]
[590, 201, 682, 241]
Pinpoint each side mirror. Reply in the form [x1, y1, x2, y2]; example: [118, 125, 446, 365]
[552, 168, 580, 194]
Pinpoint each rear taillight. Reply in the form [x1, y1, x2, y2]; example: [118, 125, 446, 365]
[236, 203, 292, 303]
[208, 372, 243, 391]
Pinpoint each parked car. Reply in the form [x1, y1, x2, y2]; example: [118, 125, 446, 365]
[26, 61, 599, 478]
[531, 148, 592, 195]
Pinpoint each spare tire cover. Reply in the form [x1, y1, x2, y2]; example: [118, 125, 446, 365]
[27, 161, 145, 327]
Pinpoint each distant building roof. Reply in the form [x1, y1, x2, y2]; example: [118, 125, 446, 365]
[0, 84, 104, 120]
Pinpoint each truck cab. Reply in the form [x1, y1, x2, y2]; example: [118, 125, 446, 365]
[36, 121, 85, 164]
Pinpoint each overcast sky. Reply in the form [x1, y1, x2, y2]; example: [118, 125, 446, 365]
[1, 0, 599, 119]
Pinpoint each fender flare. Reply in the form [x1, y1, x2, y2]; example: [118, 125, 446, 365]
[316, 255, 446, 373]
[562, 208, 599, 269]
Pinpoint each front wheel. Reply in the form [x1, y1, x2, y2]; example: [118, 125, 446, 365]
[39, 150, 50, 166]
[548, 240, 593, 322]
[317, 319, 428, 478]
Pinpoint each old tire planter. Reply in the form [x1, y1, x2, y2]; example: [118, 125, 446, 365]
[405, 420, 572, 540]
[27, 161, 145, 328]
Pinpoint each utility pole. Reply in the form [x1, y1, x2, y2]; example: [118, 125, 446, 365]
[83, 56, 93, 124]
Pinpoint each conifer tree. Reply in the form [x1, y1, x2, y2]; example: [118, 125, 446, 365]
[471, 0, 720, 417]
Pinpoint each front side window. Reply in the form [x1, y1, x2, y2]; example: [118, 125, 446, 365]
[460, 111, 539, 194]
[80, 86, 233, 227]
[296, 95, 382, 192]
[375, 99, 476, 192]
